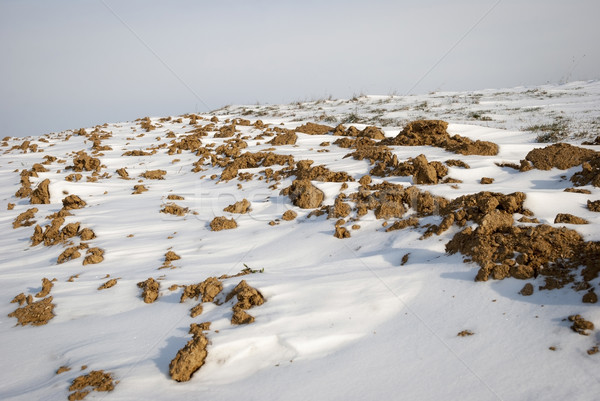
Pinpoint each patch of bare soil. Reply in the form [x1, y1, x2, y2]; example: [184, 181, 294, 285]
[83, 248, 104, 265]
[161, 203, 189, 216]
[62, 195, 87, 210]
[132, 185, 148, 194]
[295, 122, 334, 135]
[122, 150, 154, 156]
[189, 322, 211, 336]
[98, 279, 118, 290]
[588, 200, 600, 212]
[8, 296, 55, 326]
[15, 169, 35, 199]
[282, 210, 297, 221]
[65, 173, 82, 182]
[281, 179, 325, 209]
[137, 278, 160, 303]
[334, 124, 386, 139]
[220, 151, 295, 181]
[224, 199, 251, 214]
[30, 178, 50, 204]
[564, 187, 591, 194]
[226, 280, 265, 325]
[68, 370, 116, 400]
[446, 159, 470, 169]
[115, 168, 130, 179]
[141, 170, 166, 180]
[571, 156, 600, 187]
[385, 217, 420, 232]
[169, 331, 208, 382]
[13, 208, 38, 228]
[210, 216, 237, 231]
[293, 160, 354, 182]
[167, 194, 185, 200]
[80, 228, 96, 241]
[412, 154, 447, 184]
[554, 213, 589, 224]
[328, 196, 351, 219]
[180, 277, 223, 303]
[525, 143, 597, 170]
[35, 278, 54, 298]
[71, 151, 101, 172]
[480, 177, 494, 184]
[334, 225, 351, 239]
[269, 130, 297, 145]
[381, 120, 499, 156]
[57, 246, 84, 264]
[520, 283, 534, 296]
[569, 315, 594, 335]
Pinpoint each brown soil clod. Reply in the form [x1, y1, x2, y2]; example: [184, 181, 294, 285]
[519, 283, 534, 296]
[412, 154, 445, 185]
[58, 246, 83, 264]
[571, 156, 600, 187]
[30, 178, 50, 204]
[210, 216, 237, 231]
[554, 213, 589, 225]
[568, 315, 594, 336]
[282, 210, 298, 221]
[480, 177, 494, 184]
[68, 370, 116, 400]
[334, 226, 351, 239]
[224, 199, 251, 214]
[189, 322, 211, 336]
[381, 120, 498, 155]
[161, 203, 189, 216]
[62, 195, 87, 210]
[137, 278, 160, 303]
[132, 185, 148, 194]
[457, 330, 475, 337]
[525, 143, 597, 170]
[281, 179, 325, 209]
[582, 290, 597, 304]
[35, 278, 53, 298]
[587, 346, 599, 355]
[79, 228, 96, 241]
[98, 279, 118, 290]
[295, 122, 334, 135]
[446, 159, 471, 169]
[269, 130, 297, 145]
[587, 200, 600, 212]
[167, 194, 185, 200]
[190, 304, 204, 318]
[180, 277, 223, 303]
[169, 331, 209, 382]
[8, 296, 55, 326]
[385, 217, 420, 232]
[13, 207, 38, 228]
[564, 187, 591, 194]
[401, 253, 410, 265]
[226, 280, 265, 325]
[83, 248, 104, 265]
[141, 169, 167, 180]
[57, 366, 71, 374]
[116, 168, 130, 179]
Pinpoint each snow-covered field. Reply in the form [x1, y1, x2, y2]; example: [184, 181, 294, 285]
[1, 81, 600, 401]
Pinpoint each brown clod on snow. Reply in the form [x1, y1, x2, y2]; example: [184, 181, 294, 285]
[525, 143, 597, 170]
[57, 246, 82, 264]
[169, 332, 208, 382]
[68, 370, 116, 400]
[295, 122, 333, 135]
[480, 177, 494, 184]
[582, 290, 598, 304]
[554, 213, 589, 224]
[137, 278, 160, 303]
[132, 185, 148, 194]
[8, 296, 55, 326]
[519, 283, 534, 296]
[224, 199, 251, 214]
[115, 168, 130, 179]
[79, 228, 96, 241]
[161, 203, 189, 216]
[269, 130, 297, 145]
[571, 156, 600, 187]
[190, 304, 203, 318]
[569, 315, 594, 336]
[587, 200, 600, 212]
[457, 330, 475, 337]
[72, 151, 101, 172]
[281, 179, 324, 209]
[225, 280, 265, 311]
[35, 278, 53, 298]
[62, 195, 87, 210]
[167, 194, 184, 200]
[180, 277, 223, 303]
[12, 207, 38, 228]
[98, 279, 117, 290]
[412, 154, 442, 185]
[141, 169, 167, 180]
[210, 216, 237, 231]
[189, 322, 211, 336]
[83, 248, 104, 265]
[282, 210, 297, 221]
[30, 179, 50, 204]
[334, 226, 351, 239]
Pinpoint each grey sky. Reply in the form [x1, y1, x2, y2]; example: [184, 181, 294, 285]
[1, 0, 599, 137]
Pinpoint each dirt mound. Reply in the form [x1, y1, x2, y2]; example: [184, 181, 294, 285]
[226, 280, 265, 325]
[83, 248, 104, 265]
[35, 278, 53, 298]
[30, 179, 50, 204]
[62, 195, 87, 210]
[525, 143, 597, 170]
[132, 185, 148, 194]
[160, 250, 180, 269]
[269, 130, 297, 145]
[167, 194, 185, 200]
[221, 151, 295, 181]
[98, 278, 118, 290]
[122, 150, 154, 156]
[68, 370, 116, 400]
[588, 200, 600, 212]
[293, 160, 354, 182]
[160, 203, 189, 216]
[115, 168, 130, 179]
[334, 124, 386, 139]
[554, 213, 589, 224]
[282, 210, 297, 221]
[210, 216, 237, 231]
[169, 331, 208, 382]
[295, 122, 333, 135]
[385, 217, 420, 232]
[13, 208, 38, 228]
[446, 159, 470, 169]
[480, 177, 494, 184]
[224, 199, 251, 214]
[442, 191, 527, 225]
[333, 225, 351, 239]
[8, 296, 55, 326]
[281, 179, 324, 209]
[71, 151, 101, 172]
[570, 156, 600, 187]
[142, 170, 166, 180]
[137, 278, 160, 303]
[569, 315, 594, 335]
[180, 277, 223, 303]
[57, 246, 83, 264]
[412, 154, 446, 184]
[381, 120, 499, 156]
[80, 228, 96, 241]
[328, 196, 351, 219]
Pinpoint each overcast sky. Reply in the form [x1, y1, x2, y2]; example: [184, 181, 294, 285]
[1, 0, 599, 137]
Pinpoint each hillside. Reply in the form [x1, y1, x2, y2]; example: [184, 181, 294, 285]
[1, 81, 600, 401]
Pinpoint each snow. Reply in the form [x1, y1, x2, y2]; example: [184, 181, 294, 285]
[1, 81, 600, 401]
